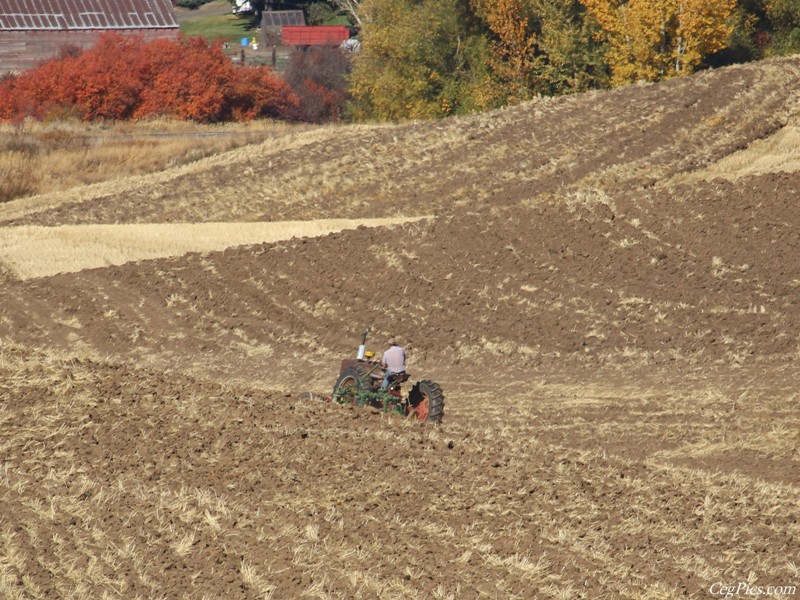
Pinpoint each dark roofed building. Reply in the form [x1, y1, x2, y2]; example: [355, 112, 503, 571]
[0, 0, 179, 74]
[260, 10, 305, 45]
[261, 10, 306, 29]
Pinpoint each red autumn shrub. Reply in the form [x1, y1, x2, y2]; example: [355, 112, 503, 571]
[228, 66, 303, 121]
[0, 33, 300, 122]
[71, 35, 149, 120]
[134, 37, 232, 121]
[0, 54, 79, 120]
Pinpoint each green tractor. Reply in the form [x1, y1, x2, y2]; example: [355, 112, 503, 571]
[332, 329, 445, 423]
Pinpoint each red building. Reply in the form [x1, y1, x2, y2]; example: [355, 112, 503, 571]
[281, 26, 350, 47]
[0, 0, 179, 75]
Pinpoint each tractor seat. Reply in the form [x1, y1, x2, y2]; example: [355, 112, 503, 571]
[389, 371, 409, 383]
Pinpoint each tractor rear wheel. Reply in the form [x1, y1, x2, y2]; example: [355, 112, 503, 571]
[408, 380, 445, 423]
[332, 367, 368, 406]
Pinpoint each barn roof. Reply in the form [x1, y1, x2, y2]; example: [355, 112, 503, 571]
[261, 10, 305, 28]
[0, 0, 179, 31]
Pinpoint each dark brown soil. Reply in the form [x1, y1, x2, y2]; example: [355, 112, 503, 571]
[1, 57, 799, 598]
[1, 167, 797, 383]
[1, 345, 797, 598]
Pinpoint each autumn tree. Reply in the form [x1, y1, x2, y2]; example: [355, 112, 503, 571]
[349, 0, 607, 119]
[470, 0, 539, 106]
[284, 46, 352, 121]
[471, 0, 607, 108]
[581, 0, 736, 84]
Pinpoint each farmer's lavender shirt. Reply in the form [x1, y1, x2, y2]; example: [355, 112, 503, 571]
[382, 346, 406, 373]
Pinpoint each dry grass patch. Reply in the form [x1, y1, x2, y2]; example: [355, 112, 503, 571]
[681, 121, 800, 182]
[0, 121, 389, 226]
[0, 217, 428, 280]
[672, 83, 800, 184]
[0, 118, 306, 202]
[0, 152, 39, 203]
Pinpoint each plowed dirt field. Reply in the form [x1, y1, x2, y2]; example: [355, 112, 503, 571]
[1, 57, 799, 599]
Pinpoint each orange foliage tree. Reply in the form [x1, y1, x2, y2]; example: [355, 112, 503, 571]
[0, 33, 299, 122]
[469, 0, 607, 109]
[471, 0, 540, 105]
[581, 0, 736, 84]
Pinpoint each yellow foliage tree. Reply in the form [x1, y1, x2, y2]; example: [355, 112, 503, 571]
[581, 0, 736, 84]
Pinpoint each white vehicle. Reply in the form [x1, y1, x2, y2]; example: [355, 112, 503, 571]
[232, 0, 253, 14]
[340, 38, 361, 53]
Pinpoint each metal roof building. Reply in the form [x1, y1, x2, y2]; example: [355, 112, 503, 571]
[0, 0, 179, 74]
[260, 10, 305, 46]
[261, 10, 305, 29]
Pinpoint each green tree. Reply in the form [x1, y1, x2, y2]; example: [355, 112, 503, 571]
[762, 0, 800, 54]
[348, 0, 486, 120]
[330, 0, 365, 25]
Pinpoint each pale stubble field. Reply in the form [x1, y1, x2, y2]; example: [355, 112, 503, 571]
[1, 56, 799, 599]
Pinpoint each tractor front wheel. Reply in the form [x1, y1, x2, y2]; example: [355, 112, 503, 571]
[408, 380, 445, 424]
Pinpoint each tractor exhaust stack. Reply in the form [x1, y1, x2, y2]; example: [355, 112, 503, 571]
[356, 327, 369, 360]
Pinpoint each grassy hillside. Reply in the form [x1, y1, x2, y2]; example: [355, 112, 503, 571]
[175, 0, 254, 42]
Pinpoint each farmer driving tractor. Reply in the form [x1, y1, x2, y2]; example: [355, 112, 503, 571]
[331, 328, 444, 423]
[380, 338, 406, 390]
